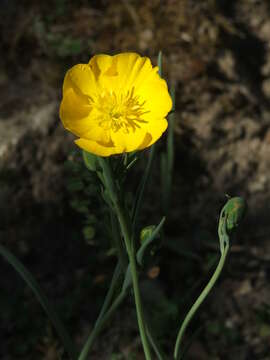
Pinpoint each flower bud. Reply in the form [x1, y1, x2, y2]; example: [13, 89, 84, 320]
[140, 225, 156, 244]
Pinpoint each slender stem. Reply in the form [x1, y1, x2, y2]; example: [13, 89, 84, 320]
[78, 290, 127, 360]
[128, 249, 152, 360]
[114, 198, 152, 360]
[78, 262, 122, 360]
[174, 244, 229, 360]
[94, 262, 122, 327]
[132, 145, 156, 233]
[110, 209, 128, 271]
[145, 314, 167, 360]
[180, 326, 203, 360]
[114, 201, 133, 255]
[79, 262, 121, 360]
[98, 157, 152, 360]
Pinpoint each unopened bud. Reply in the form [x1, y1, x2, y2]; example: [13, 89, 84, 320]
[140, 225, 156, 244]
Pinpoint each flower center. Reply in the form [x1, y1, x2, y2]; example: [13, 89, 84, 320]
[90, 88, 149, 133]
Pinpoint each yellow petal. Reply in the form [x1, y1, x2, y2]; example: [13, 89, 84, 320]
[110, 126, 148, 152]
[89, 54, 115, 78]
[59, 88, 91, 137]
[137, 133, 153, 150]
[83, 125, 112, 144]
[64, 64, 97, 97]
[137, 72, 172, 119]
[89, 53, 155, 93]
[146, 117, 168, 147]
[60, 90, 113, 144]
[111, 53, 153, 90]
[75, 138, 122, 157]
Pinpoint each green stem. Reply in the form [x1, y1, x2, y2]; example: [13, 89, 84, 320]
[78, 290, 127, 360]
[78, 262, 122, 360]
[110, 209, 128, 271]
[95, 262, 122, 327]
[145, 314, 167, 360]
[113, 199, 152, 360]
[128, 249, 152, 360]
[98, 157, 152, 360]
[132, 145, 156, 233]
[174, 244, 229, 360]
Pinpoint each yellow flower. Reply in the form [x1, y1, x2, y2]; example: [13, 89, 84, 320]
[59, 52, 172, 156]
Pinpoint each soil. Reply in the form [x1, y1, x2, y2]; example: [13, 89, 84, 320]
[1, 1, 270, 359]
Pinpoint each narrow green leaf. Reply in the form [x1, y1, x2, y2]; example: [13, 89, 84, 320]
[157, 51, 162, 77]
[161, 152, 167, 213]
[82, 150, 98, 172]
[131, 146, 155, 231]
[146, 323, 166, 360]
[0, 244, 77, 360]
[131, 51, 163, 232]
[122, 264, 132, 292]
[167, 84, 175, 174]
[98, 157, 118, 205]
[161, 84, 175, 214]
[79, 261, 123, 360]
[78, 289, 127, 360]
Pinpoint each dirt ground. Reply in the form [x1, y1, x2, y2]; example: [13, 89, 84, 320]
[1, 1, 270, 359]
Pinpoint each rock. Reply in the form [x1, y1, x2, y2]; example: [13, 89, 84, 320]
[217, 50, 237, 80]
[262, 78, 270, 98]
[0, 101, 58, 160]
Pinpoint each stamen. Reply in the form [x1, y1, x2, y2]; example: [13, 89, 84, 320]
[89, 88, 149, 133]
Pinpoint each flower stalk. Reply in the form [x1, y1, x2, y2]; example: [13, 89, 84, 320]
[98, 157, 152, 360]
[78, 286, 127, 360]
[173, 243, 229, 360]
[174, 196, 246, 359]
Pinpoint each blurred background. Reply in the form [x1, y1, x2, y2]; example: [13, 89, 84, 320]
[1, 0, 270, 359]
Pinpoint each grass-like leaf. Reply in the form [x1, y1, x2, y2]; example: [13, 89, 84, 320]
[0, 244, 77, 360]
[131, 52, 163, 233]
